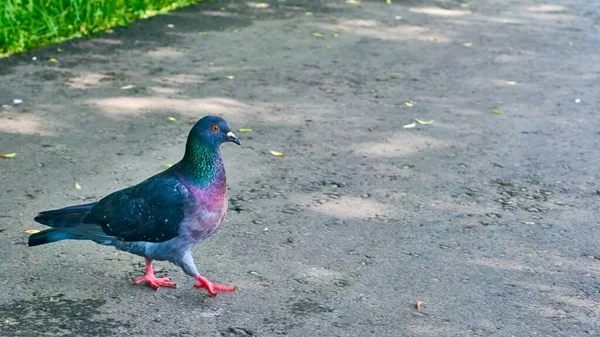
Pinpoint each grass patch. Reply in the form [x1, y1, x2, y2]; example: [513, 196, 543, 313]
[0, 0, 202, 57]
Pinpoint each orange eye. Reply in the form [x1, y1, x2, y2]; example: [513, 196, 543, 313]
[211, 124, 219, 131]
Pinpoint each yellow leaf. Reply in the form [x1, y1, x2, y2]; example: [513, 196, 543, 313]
[209, 62, 215, 66]
[48, 58, 57, 63]
[522, 221, 535, 225]
[165, 164, 173, 168]
[167, 24, 174, 28]
[225, 75, 235, 79]
[255, 3, 269, 8]
[305, 12, 313, 16]
[238, 128, 253, 132]
[168, 116, 176, 122]
[463, 42, 473, 47]
[403, 123, 416, 129]
[386, 0, 391, 4]
[25, 229, 40, 234]
[312, 33, 324, 38]
[505, 81, 517, 85]
[415, 119, 434, 125]
[0, 153, 16, 158]
[270, 150, 285, 157]
[389, 72, 399, 78]
[416, 301, 424, 311]
[75, 182, 82, 190]
[121, 85, 135, 90]
[493, 109, 503, 115]
[405, 101, 414, 107]
[368, 127, 373, 131]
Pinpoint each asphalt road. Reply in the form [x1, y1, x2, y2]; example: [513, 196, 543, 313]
[1, 0, 599, 336]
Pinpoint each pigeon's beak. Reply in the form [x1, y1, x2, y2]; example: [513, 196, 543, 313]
[226, 131, 241, 145]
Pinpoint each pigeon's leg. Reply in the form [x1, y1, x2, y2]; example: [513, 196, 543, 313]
[134, 257, 177, 290]
[179, 252, 237, 297]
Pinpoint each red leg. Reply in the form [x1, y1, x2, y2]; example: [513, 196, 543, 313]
[134, 257, 177, 290]
[194, 274, 237, 297]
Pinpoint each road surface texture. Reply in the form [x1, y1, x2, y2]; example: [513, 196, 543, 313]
[1, 0, 599, 336]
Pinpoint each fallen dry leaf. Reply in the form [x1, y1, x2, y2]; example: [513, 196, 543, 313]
[255, 3, 269, 8]
[331, 33, 339, 38]
[403, 123, 416, 129]
[208, 62, 215, 66]
[463, 42, 473, 47]
[305, 12, 313, 16]
[386, 0, 391, 4]
[198, 32, 208, 36]
[345, 0, 360, 4]
[25, 229, 40, 234]
[121, 85, 135, 90]
[1, 153, 16, 158]
[225, 75, 235, 79]
[75, 182, 82, 190]
[522, 221, 535, 225]
[48, 58, 57, 63]
[270, 150, 285, 157]
[168, 116, 176, 122]
[505, 81, 517, 85]
[428, 37, 438, 42]
[167, 24, 174, 28]
[416, 301, 425, 311]
[493, 109, 503, 115]
[368, 127, 374, 131]
[238, 128, 253, 132]
[405, 101, 415, 107]
[312, 32, 324, 38]
[164, 164, 173, 169]
[415, 119, 434, 125]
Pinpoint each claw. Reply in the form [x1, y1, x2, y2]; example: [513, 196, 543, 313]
[135, 257, 177, 290]
[194, 274, 237, 296]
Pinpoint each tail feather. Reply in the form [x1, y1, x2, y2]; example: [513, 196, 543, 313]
[30, 202, 114, 246]
[28, 229, 84, 247]
[34, 202, 96, 227]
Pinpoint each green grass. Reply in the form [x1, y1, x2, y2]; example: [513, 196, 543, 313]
[0, 0, 202, 57]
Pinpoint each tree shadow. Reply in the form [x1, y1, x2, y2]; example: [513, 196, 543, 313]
[0, 0, 599, 335]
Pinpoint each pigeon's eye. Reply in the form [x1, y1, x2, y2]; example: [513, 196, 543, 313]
[211, 124, 219, 132]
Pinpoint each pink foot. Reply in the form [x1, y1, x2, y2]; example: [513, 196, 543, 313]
[194, 274, 237, 297]
[134, 257, 177, 290]
[135, 275, 177, 290]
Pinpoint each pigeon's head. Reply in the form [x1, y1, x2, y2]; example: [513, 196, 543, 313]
[189, 115, 241, 148]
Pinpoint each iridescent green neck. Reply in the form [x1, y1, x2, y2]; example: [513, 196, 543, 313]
[179, 140, 224, 186]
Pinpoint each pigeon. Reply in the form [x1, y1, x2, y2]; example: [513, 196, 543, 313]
[28, 116, 241, 296]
